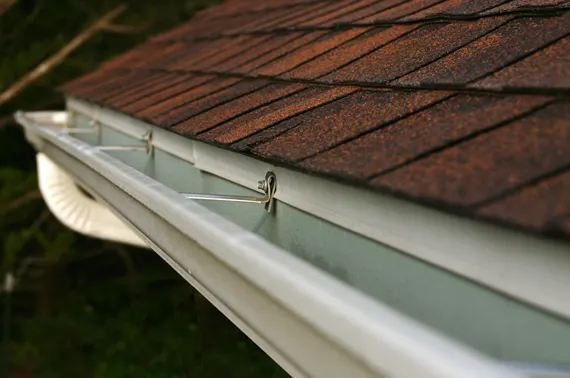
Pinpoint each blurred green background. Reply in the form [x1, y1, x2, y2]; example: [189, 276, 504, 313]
[0, 1, 288, 377]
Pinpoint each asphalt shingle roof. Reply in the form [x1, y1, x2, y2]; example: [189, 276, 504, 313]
[61, 0, 570, 240]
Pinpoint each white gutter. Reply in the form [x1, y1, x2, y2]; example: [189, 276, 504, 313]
[16, 110, 523, 378]
[66, 97, 570, 321]
[37, 152, 148, 248]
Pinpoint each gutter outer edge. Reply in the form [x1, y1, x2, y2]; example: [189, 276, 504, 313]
[16, 110, 523, 378]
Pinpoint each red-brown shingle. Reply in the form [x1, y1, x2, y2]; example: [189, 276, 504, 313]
[478, 170, 570, 230]
[150, 79, 268, 126]
[321, 17, 509, 84]
[474, 36, 570, 90]
[402, 0, 510, 20]
[255, 28, 370, 76]
[300, 94, 551, 179]
[59, 0, 570, 239]
[393, 15, 570, 86]
[372, 102, 570, 206]
[235, 31, 329, 74]
[172, 83, 307, 134]
[137, 77, 240, 119]
[252, 89, 450, 161]
[201, 86, 357, 143]
[283, 25, 416, 80]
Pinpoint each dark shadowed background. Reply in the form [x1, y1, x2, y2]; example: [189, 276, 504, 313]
[0, 1, 287, 376]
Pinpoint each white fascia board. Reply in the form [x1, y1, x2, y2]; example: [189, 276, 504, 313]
[17, 111, 523, 378]
[66, 98, 570, 320]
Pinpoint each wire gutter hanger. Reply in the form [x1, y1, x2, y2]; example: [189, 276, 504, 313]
[181, 172, 277, 212]
[60, 116, 152, 153]
[58, 116, 276, 212]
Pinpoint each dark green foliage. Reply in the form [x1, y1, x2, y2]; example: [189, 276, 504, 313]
[0, 1, 288, 377]
[7, 266, 286, 378]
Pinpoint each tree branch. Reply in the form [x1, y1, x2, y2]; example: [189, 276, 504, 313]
[101, 21, 151, 34]
[0, 190, 42, 217]
[0, 0, 17, 17]
[0, 4, 127, 106]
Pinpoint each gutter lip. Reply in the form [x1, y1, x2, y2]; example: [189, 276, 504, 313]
[16, 110, 523, 378]
[65, 97, 570, 321]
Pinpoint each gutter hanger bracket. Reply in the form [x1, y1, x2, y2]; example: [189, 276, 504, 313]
[181, 172, 277, 213]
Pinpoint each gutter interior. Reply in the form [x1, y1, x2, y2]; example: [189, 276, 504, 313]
[69, 109, 570, 367]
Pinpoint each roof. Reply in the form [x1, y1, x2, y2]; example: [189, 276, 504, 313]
[60, 0, 570, 240]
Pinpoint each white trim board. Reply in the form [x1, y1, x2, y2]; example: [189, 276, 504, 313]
[66, 98, 570, 320]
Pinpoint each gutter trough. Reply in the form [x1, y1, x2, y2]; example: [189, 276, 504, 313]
[15, 110, 526, 378]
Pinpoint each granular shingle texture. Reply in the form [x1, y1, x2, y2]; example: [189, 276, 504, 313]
[61, 0, 570, 240]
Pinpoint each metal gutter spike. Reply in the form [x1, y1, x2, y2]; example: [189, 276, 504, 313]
[181, 172, 277, 212]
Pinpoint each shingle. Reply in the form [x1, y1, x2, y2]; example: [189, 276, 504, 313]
[98, 42, 161, 70]
[283, 25, 416, 80]
[150, 21, 200, 42]
[130, 42, 190, 69]
[59, 69, 123, 95]
[239, 1, 336, 31]
[209, 33, 303, 72]
[224, 5, 307, 34]
[251, 89, 449, 162]
[321, 17, 509, 84]
[167, 35, 271, 72]
[81, 71, 165, 102]
[254, 28, 370, 77]
[122, 74, 216, 114]
[479, 0, 569, 15]
[300, 94, 551, 179]
[194, 35, 275, 71]
[234, 31, 329, 74]
[102, 72, 180, 105]
[371, 102, 570, 207]
[150, 79, 268, 127]
[231, 118, 305, 151]
[144, 40, 217, 70]
[393, 15, 570, 87]
[65, 70, 140, 97]
[358, 0, 448, 22]
[196, 0, 319, 19]
[316, 0, 413, 25]
[560, 216, 570, 234]
[158, 39, 228, 70]
[161, 12, 267, 40]
[477, 169, 570, 230]
[201, 86, 357, 143]
[276, 0, 364, 28]
[172, 83, 306, 134]
[107, 73, 194, 109]
[401, 0, 509, 21]
[136, 77, 239, 119]
[302, 0, 407, 26]
[473, 36, 570, 90]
